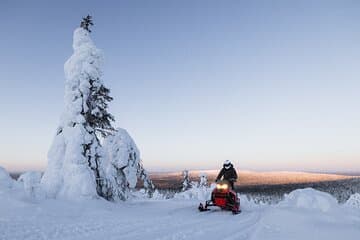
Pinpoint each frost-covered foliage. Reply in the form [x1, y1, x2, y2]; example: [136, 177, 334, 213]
[245, 194, 284, 205]
[175, 172, 214, 200]
[18, 171, 43, 199]
[132, 189, 165, 200]
[344, 193, 360, 209]
[199, 173, 208, 187]
[41, 17, 114, 200]
[181, 170, 191, 191]
[175, 182, 215, 201]
[103, 128, 154, 200]
[0, 167, 14, 189]
[175, 171, 213, 200]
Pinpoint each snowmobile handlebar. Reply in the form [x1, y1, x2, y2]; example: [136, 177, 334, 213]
[215, 178, 236, 183]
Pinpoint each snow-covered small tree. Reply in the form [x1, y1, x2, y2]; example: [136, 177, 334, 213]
[41, 16, 114, 199]
[18, 171, 43, 198]
[0, 166, 14, 189]
[199, 173, 208, 187]
[103, 128, 154, 200]
[182, 170, 191, 191]
[137, 162, 155, 195]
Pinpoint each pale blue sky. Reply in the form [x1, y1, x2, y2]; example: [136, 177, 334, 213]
[1, 0, 359, 172]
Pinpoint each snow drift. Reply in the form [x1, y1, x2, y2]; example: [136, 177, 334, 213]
[0, 166, 15, 189]
[344, 193, 360, 209]
[279, 188, 337, 212]
[18, 171, 43, 198]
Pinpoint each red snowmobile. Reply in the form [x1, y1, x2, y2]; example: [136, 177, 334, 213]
[198, 180, 241, 214]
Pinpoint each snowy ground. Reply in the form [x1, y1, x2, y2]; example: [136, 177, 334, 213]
[1, 186, 360, 240]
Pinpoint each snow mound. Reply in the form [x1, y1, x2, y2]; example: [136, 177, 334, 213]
[280, 188, 337, 212]
[344, 193, 360, 209]
[0, 167, 14, 189]
[132, 189, 165, 200]
[18, 171, 43, 198]
[174, 183, 215, 201]
[104, 128, 140, 188]
[41, 125, 98, 199]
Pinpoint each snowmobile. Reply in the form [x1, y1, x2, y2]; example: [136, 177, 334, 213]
[198, 180, 241, 214]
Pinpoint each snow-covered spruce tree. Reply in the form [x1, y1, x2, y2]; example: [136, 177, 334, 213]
[181, 170, 191, 191]
[41, 16, 114, 199]
[199, 173, 208, 187]
[103, 128, 155, 200]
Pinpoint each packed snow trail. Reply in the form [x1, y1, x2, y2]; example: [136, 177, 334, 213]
[0, 196, 261, 240]
[1, 187, 360, 240]
[0, 199, 358, 239]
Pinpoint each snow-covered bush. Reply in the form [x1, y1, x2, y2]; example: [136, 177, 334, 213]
[175, 182, 215, 201]
[151, 189, 166, 200]
[344, 193, 360, 209]
[18, 171, 43, 198]
[175, 172, 214, 200]
[0, 167, 14, 189]
[103, 128, 154, 200]
[132, 189, 165, 200]
[279, 188, 337, 212]
[41, 16, 114, 200]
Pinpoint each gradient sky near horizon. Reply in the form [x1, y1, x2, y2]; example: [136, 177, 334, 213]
[1, 0, 360, 173]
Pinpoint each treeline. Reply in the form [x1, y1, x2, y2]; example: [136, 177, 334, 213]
[238, 178, 360, 204]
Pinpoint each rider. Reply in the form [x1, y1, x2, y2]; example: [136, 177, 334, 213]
[215, 160, 238, 190]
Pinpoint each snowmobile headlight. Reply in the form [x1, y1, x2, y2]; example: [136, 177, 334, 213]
[216, 184, 228, 190]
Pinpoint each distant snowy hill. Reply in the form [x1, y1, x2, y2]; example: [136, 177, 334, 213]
[149, 170, 357, 188]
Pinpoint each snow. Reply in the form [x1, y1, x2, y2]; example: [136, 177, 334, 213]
[174, 183, 215, 201]
[279, 188, 337, 212]
[198, 172, 207, 187]
[1, 179, 360, 240]
[181, 170, 191, 191]
[104, 128, 140, 188]
[41, 27, 106, 200]
[41, 124, 98, 199]
[0, 166, 14, 189]
[344, 193, 360, 209]
[103, 128, 154, 200]
[62, 27, 103, 125]
[17, 171, 43, 198]
[12, 161, 360, 239]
